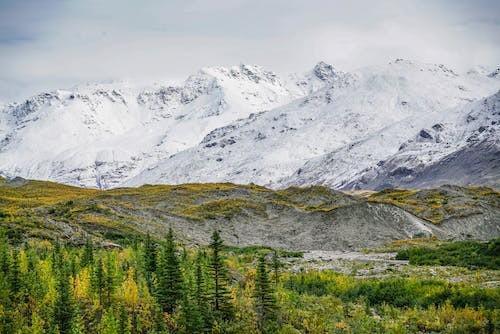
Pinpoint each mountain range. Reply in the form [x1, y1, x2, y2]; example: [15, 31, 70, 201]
[1, 59, 499, 190]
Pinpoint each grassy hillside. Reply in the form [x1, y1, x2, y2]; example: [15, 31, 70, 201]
[1, 177, 499, 246]
[368, 185, 500, 224]
[0, 177, 358, 244]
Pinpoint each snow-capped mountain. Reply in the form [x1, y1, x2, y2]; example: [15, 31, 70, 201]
[126, 60, 500, 189]
[282, 89, 500, 189]
[1, 60, 499, 189]
[0, 64, 332, 188]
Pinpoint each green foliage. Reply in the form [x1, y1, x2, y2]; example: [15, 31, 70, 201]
[209, 230, 234, 321]
[368, 186, 500, 224]
[285, 271, 500, 310]
[0, 231, 497, 333]
[396, 239, 500, 269]
[254, 255, 277, 331]
[54, 265, 73, 334]
[8, 248, 21, 296]
[99, 308, 120, 334]
[143, 233, 157, 290]
[156, 228, 182, 313]
[81, 238, 93, 268]
[271, 250, 281, 287]
[92, 257, 105, 305]
[194, 250, 212, 331]
[179, 198, 267, 220]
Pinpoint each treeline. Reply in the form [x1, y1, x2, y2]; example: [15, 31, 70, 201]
[396, 238, 500, 270]
[1, 230, 499, 333]
[0, 230, 279, 334]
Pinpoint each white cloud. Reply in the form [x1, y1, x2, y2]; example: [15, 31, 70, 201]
[0, 0, 498, 101]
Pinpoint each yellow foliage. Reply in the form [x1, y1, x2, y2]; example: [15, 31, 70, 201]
[74, 267, 92, 300]
[121, 268, 139, 308]
[19, 249, 28, 273]
[335, 321, 348, 330]
[37, 259, 57, 305]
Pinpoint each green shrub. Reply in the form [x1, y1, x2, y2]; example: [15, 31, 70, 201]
[396, 239, 500, 269]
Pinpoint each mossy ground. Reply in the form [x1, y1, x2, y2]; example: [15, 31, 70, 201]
[368, 186, 500, 224]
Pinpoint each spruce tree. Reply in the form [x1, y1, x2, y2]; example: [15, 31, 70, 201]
[93, 257, 105, 306]
[105, 253, 115, 307]
[54, 265, 73, 334]
[209, 230, 233, 320]
[195, 251, 208, 309]
[0, 230, 9, 276]
[253, 255, 277, 331]
[70, 306, 85, 334]
[9, 248, 21, 296]
[81, 238, 94, 268]
[99, 308, 119, 334]
[52, 240, 62, 270]
[178, 279, 204, 334]
[194, 251, 211, 332]
[118, 304, 130, 334]
[143, 233, 157, 290]
[156, 228, 182, 313]
[271, 250, 281, 287]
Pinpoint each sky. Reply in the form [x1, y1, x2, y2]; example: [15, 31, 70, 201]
[0, 0, 499, 101]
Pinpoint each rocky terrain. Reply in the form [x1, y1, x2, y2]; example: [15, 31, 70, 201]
[1, 177, 498, 250]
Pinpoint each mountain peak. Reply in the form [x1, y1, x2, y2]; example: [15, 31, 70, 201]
[312, 61, 338, 82]
[200, 64, 280, 85]
[488, 67, 500, 78]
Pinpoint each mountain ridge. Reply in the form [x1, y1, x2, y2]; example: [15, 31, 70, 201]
[0, 59, 498, 190]
[1, 176, 498, 249]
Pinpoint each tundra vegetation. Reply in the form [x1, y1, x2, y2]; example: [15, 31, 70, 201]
[0, 230, 498, 334]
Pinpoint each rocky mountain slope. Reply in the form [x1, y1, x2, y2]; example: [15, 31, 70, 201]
[1, 177, 498, 250]
[286, 89, 500, 190]
[0, 60, 499, 189]
[127, 60, 500, 189]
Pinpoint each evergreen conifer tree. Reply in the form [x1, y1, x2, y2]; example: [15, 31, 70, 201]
[70, 306, 85, 334]
[195, 251, 207, 307]
[143, 233, 157, 290]
[9, 248, 21, 296]
[152, 304, 166, 334]
[194, 250, 212, 331]
[81, 238, 94, 267]
[0, 232, 10, 278]
[118, 304, 130, 334]
[54, 265, 73, 334]
[271, 250, 281, 287]
[93, 257, 105, 306]
[105, 253, 115, 307]
[156, 228, 182, 313]
[52, 240, 63, 270]
[253, 255, 277, 331]
[99, 308, 119, 334]
[209, 231, 233, 320]
[178, 279, 204, 334]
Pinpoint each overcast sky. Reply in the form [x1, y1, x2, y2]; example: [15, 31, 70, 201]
[0, 0, 499, 101]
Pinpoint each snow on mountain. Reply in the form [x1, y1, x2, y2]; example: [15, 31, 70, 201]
[287, 61, 354, 96]
[343, 90, 500, 189]
[126, 59, 500, 188]
[0, 64, 334, 188]
[1, 60, 499, 189]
